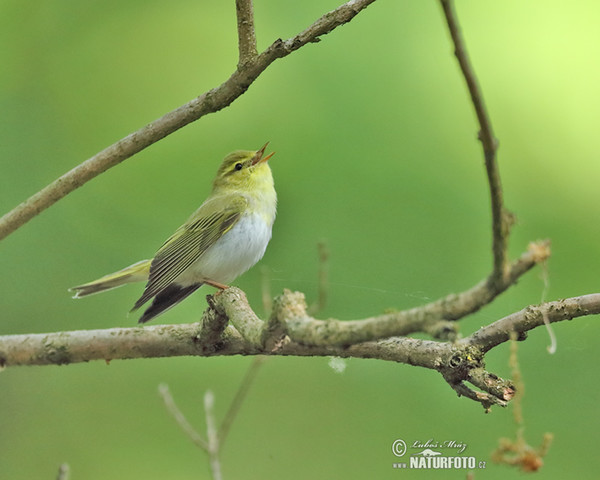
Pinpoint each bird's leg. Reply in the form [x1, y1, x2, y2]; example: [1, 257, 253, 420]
[204, 279, 230, 291]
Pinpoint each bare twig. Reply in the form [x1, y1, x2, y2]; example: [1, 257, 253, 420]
[161, 358, 265, 477]
[158, 384, 209, 451]
[440, 0, 508, 285]
[159, 384, 224, 479]
[56, 463, 70, 480]
[235, 0, 258, 67]
[219, 356, 266, 447]
[204, 391, 222, 480]
[447, 381, 509, 410]
[460, 293, 600, 352]
[0, 0, 378, 242]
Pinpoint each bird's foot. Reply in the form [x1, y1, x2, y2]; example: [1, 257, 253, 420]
[204, 279, 230, 291]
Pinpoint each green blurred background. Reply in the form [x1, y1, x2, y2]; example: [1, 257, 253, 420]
[1, 0, 599, 478]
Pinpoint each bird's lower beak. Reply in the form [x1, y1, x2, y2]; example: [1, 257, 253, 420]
[252, 142, 275, 165]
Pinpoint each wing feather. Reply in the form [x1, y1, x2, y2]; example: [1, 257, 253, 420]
[132, 196, 247, 310]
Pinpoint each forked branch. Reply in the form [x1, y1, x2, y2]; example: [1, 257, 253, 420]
[0, 0, 378, 242]
[1, 289, 599, 409]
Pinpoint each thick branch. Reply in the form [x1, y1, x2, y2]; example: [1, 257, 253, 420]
[440, 0, 507, 285]
[0, 321, 256, 366]
[2, 288, 597, 409]
[0, 313, 443, 368]
[0, 0, 377, 242]
[0, 324, 446, 370]
[1, 289, 597, 369]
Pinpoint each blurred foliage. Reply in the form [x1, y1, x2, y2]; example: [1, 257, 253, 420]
[1, 1, 600, 479]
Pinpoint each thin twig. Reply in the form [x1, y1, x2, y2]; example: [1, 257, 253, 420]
[461, 293, 600, 352]
[161, 361, 264, 477]
[440, 0, 507, 284]
[160, 384, 223, 479]
[448, 381, 508, 410]
[56, 463, 70, 480]
[219, 356, 266, 447]
[158, 383, 209, 451]
[235, 0, 258, 67]
[204, 391, 222, 480]
[0, 0, 378, 242]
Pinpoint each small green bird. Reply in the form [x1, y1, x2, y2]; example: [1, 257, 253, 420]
[71, 143, 276, 323]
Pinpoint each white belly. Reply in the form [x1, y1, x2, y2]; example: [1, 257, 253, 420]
[176, 213, 272, 286]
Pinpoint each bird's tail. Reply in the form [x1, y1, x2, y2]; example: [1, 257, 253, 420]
[70, 259, 151, 298]
[136, 283, 201, 324]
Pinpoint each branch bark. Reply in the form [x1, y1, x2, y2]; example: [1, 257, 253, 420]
[0, 0, 378, 242]
[460, 293, 600, 352]
[235, 0, 258, 67]
[1, 288, 598, 409]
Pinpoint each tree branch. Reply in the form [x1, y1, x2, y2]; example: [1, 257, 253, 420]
[204, 391, 222, 480]
[158, 384, 223, 479]
[1, 288, 598, 409]
[460, 293, 600, 352]
[159, 384, 210, 451]
[278, 241, 550, 347]
[56, 463, 70, 480]
[235, 0, 258, 67]
[0, 0, 378, 242]
[440, 0, 508, 286]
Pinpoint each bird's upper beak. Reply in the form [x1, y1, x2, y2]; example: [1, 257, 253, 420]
[252, 142, 275, 165]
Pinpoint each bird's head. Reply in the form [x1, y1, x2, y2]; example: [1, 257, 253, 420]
[212, 143, 275, 194]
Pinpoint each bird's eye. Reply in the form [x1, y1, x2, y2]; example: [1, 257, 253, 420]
[234, 163, 243, 171]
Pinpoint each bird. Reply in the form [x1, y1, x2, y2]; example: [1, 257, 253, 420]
[70, 143, 277, 323]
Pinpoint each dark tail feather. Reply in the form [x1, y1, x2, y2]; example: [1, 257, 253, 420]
[136, 284, 201, 324]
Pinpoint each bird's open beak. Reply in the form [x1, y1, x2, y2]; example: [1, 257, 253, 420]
[252, 142, 275, 165]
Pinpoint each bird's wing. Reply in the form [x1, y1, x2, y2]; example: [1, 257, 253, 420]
[132, 195, 248, 310]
